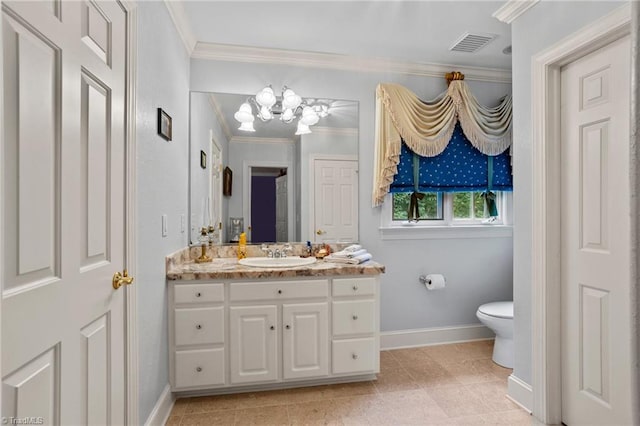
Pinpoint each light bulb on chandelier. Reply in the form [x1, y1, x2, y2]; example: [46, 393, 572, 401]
[234, 86, 329, 134]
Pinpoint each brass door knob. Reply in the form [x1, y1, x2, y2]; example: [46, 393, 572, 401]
[113, 270, 134, 290]
[316, 229, 325, 235]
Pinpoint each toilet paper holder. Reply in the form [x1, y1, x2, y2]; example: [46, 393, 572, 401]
[418, 275, 431, 285]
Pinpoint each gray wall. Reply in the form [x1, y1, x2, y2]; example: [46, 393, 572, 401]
[191, 60, 514, 333]
[136, 2, 190, 423]
[511, 1, 623, 386]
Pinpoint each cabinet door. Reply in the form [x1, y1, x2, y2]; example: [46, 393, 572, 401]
[230, 305, 278, 384]
[282, 302, 329, 379]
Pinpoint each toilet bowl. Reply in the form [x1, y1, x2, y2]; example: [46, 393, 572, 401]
[476, 301, 513, 368]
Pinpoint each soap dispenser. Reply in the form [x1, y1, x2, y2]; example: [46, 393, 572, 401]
[237, 232, 247, 260]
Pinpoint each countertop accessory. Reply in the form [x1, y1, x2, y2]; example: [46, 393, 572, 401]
[195, 227, 212, 263]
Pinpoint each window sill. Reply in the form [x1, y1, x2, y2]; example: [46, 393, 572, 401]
[378, 224, 513, 240]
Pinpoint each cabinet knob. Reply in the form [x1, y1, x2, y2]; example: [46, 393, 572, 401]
[352, 353, 359, 360]
[196, 324, 202, 330]
[352, 314, 358, 320]
[196, 367, 202, 372]
[278, 289, 282, 294]
[196, 292, 202, 297]
[285, 325, 290, 330]
[270, 326, 275, 330]
[353, 285, 359, 291]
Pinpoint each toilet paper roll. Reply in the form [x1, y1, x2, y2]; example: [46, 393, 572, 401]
[425, 274, 446, 290]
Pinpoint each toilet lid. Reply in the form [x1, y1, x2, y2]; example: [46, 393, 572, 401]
[478, 301, 513, 319]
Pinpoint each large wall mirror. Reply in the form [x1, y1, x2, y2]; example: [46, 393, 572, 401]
[189, 91, 359, 245]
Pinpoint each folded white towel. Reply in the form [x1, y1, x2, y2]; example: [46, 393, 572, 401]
[326, 252, 372, 264]
[342, 244, 362, 253]
[330, 249, 368, 259]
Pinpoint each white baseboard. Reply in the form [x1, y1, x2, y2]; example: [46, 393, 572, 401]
[380, 324, 494, 350]
[507, 374, 533, 413]
[144, 384, 175, 426]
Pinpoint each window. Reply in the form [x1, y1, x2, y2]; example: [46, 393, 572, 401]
[391, 191, 505, 225]
[392, 192, 442, 221]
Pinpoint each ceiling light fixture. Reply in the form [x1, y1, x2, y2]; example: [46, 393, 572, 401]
[234, 85, 329, 135]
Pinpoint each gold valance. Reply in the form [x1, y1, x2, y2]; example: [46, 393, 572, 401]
[372, 81, 512, 206]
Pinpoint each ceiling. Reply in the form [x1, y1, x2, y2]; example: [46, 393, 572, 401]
[207, 92, 359, 140]
[184, 1, 511, 141]
[182, 1, 512, 70]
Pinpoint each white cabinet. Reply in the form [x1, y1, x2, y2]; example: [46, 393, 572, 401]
[229, 305, 278, 384]
[282, 302, 328, 379]
[168, 275, 379, 392]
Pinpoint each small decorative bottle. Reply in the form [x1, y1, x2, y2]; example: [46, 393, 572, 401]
[237, 232, 247, 260]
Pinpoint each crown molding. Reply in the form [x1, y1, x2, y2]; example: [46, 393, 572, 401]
[310, 126, 359, 136]
[492, 0, 540, 24]
[208, 94, 233, 141]
[163, 0, 197, 55]
[231, 136, 294, 145]
[191, 42, 512, 84]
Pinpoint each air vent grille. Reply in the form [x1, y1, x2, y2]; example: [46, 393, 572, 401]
[450, 32, 498, 53]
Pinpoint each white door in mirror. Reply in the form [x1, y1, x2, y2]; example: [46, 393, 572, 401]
[239, 257, 317, 268]
[312, 159, 358, 243]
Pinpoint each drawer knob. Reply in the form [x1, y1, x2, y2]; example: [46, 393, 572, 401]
[270, 325, 275, 330]
[278, 289, 282, 294]
[285, 325, 291, 330]
[196, 292, 202, 297]
[352, 314, 359, 320]
[196, 324, 202, 330]
[352, 353, 359, 360]
[353, 285, 359, 291]
[196, 367, 202, 372]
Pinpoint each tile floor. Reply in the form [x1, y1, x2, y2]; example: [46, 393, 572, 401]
[166, 340, 532, 425]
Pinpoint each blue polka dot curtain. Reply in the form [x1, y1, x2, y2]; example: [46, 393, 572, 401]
[389, 123, 512, 193]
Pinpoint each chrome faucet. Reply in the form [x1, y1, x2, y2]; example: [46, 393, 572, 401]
[261, 244, 293, 258]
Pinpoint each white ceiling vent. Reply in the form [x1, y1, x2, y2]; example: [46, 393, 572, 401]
[449, 32, 498, 53]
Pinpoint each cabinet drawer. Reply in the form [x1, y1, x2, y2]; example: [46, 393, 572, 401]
[175, 348, 225, 388]
[230, 280, 328, 302]
[174, 283, 224, 304]
[175, 306, 224, 346]
[332, 338, 376, 375]
[332, 278, 376, 297]
[332, 300, 375, 336]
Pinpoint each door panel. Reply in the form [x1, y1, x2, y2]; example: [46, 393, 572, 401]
[282, 303, 328, 379]
[560, 35, 631, 425]
[229, 305, 278, 384]
[3, 10, 61, 291]
[2, 2, 128, 424]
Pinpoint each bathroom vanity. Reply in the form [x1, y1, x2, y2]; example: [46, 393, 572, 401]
[166, 246, 384, 394]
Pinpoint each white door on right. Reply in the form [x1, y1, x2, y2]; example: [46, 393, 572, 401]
[560, 35, 631, 425]
[312, 159, 358, 243]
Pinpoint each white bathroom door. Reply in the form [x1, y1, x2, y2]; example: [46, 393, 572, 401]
[275, 175, 288, 242]
[560, 35, 632, 425]
[312, 159, 358, 242]
[2, 1, 128, 424]
[210, 136, 223, 244]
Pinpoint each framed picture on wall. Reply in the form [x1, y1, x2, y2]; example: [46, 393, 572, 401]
[157, 108, 172, 141]
[200, 150, 207, 169]
[223, 166, 232, 196]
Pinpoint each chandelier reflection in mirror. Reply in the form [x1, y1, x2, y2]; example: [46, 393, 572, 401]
[234, 86, 330, 135]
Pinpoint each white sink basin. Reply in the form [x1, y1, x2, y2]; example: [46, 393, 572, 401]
[238, 256, 317, 268]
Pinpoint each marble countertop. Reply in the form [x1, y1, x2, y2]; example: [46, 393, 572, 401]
[166, 257, 385, 281]
[166, 244, 385, 281]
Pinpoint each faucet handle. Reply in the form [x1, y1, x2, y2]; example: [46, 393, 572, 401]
[261, 244, 273, 258]
[282, 244, 293, 258]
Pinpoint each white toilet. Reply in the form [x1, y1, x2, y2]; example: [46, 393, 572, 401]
[476, 301, 514, 368]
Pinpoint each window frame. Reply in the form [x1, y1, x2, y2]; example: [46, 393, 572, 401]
[380, 192, 513, 240]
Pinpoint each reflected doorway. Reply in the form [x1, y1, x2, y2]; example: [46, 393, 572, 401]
[250, 167, 288, 243]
